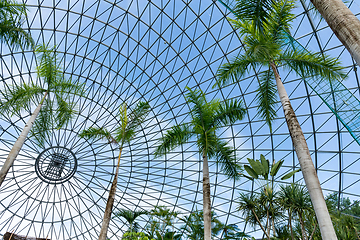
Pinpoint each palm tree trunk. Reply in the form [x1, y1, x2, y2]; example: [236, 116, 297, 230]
[309, 0, 360, 67]
[309, 221, 317, 240]
[0, 92, 48, 187]
[289, 210, 295, 240]
[202, 151, 212, 240]
[98, 148, 122, 240]
[298, 211, 308, 240]
[266, 209, 270, 237]
[251, 209, 271, 240]
[270, 62, 337, 240]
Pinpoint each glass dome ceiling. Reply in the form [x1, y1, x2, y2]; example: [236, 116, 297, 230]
[0, 0, 359, 239]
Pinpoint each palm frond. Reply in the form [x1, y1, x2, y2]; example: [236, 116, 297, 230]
[281, 49, 347, 82]
[244, 32, 281, 61]
[115, 101, 150, 144]
[268, 0, 296, 39]
[0, 19, 34, 49]
[232, 0, 274, 34]
[256, 69, 277, 130]
[30, 99, 54, 148]
[0, 1, 26, 16]
[114, 209, 148, 224]
[184, 86, 208, 123]
[0, 0, 34, 49]
[215, 54, 259, 88]
[54, 93, 77, 129]
[0, 82, 45, 116]
[208, 137, 241, 180]
[78, 127, 116, 145]
[213, 98, 247, 126]
[154, 123, 193, 157]
[51, 77, 86, 97]
[35, 44, 62, 86]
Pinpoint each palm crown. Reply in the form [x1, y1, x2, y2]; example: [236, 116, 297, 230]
[79, 101, 150, 147]
[216, 0, 346, 130]
[114, 208, 148, 233]
[0, 44, 85, 146]
[155, 86, 245, 179]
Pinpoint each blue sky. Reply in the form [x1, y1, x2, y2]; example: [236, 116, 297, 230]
[0, 0, 359, 239]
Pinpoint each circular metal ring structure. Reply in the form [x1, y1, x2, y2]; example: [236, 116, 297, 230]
[35, 146, 78, 184]
[0, 0, 359, 239]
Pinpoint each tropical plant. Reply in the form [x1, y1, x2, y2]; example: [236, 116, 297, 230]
[0, 44, 84, 187]
[218, 222, 250, 240]
[239, 156, 300, 239]
[180, 210, 223, 240]
[154, 86, 246, 240]
[242, 154, 300, 184]
[114, 209, 148, 233]
[122, 231, 155, 240]
[278, 183, 314, 240]
[79, 101, 150, 240]
[217, 0, 346, 238]
[0, 0, 34, 49]
[238, 188, 281, 240]
[145, 206, 181, 240]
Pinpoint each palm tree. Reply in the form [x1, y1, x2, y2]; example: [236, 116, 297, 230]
[0, 0, 34, 49]
[278, 183, 314, 240]
[79, 101, 150, 240]
[154, 86, 246, 240]
[0, 44, 84, 187]
[216, 0, 346, 239]
[114, 209, 148, 234]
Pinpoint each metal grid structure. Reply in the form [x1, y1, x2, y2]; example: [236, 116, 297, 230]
[0, 0, 359, 239]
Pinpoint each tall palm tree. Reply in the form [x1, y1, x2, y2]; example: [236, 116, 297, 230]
[216, 0, 346, 239]
[0, 0, 34, 49]
[154, 86, 246, 240]
[114, 208, 148, 233]
[0, 44, 84, 187]
[79, 101, 150, 240]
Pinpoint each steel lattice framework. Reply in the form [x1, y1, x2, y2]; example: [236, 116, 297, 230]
[0, 0, 359, 239]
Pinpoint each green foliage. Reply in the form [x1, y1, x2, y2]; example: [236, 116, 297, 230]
[216, 0, 346, 131]
[122, 232, 154, 240]
[115, 102, 151, 146]
[237, 185, 360, 240]
[0, 44, 85, 147]
[114, 209, 148, 233]
[145, 206, 181, 240]
[78, 127, 115, 144]
[155, 86, 246, 180]
[242, 154, 300, 182]
[79, 102, 150, 148]
[180, 210, 224, 240]
[0, 0, 34, 49]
